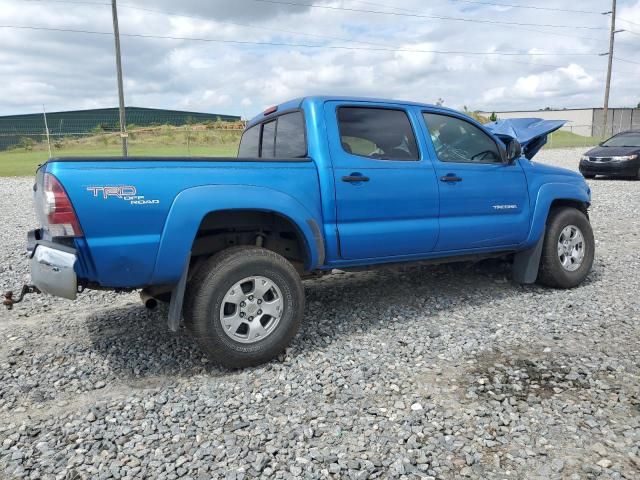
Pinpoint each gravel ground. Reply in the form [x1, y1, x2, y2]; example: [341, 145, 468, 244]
[1, 147, 639, 480]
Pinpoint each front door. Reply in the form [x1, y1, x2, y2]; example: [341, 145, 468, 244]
[325, 102, 440, 259]
[421, 111, 531, 251]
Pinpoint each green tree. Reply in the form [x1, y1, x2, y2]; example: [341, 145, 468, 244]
[489, 112, 498, 122]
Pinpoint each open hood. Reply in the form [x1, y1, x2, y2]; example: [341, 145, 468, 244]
[485, 118, 566, 159]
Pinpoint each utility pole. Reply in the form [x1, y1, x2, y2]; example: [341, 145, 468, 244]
[111, 0, 128, 157]
[601, 0, 624, 138]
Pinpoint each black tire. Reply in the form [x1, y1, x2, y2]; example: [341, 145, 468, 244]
[582, 173, 596, 179]
[636, 167, 640, 180]
[537, 207, 594, 289]
[183, 246, 304, 368]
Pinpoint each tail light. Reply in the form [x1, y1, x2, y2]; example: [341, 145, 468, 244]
[39, 173, 83, 237]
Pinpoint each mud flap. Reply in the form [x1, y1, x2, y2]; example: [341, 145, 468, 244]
[512, 230, 545, 284]
[167, 254, 190, 332]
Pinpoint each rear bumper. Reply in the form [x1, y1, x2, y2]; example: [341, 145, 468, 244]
[29, 235, 78, 300]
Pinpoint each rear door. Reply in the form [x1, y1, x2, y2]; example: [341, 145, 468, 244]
[324, 102, 439, 259]
[421, 111, 530, 251]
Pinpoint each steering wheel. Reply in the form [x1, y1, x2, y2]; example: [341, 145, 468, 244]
[471, 150, 496, 162]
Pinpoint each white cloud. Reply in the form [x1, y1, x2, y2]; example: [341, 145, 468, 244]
[483, 64, 596, 106]
[0, 0, 637, 117]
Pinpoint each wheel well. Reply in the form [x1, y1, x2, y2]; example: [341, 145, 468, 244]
[549, 199, 589, 218]
[190, 210, 309, 272]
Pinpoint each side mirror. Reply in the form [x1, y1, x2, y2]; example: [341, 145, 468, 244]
[505, 138, 522, 164]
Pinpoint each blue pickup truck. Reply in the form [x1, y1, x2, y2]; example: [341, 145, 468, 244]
[22, 96, 594, 367]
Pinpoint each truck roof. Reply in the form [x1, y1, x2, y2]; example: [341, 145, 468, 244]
[247, 95, 460, 127]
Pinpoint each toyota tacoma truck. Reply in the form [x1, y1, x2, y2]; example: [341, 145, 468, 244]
[18, 96, 594, 368]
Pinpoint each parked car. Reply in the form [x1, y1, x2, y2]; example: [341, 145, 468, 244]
[20, 96, 594, 368]
[579, 130, 640, 179]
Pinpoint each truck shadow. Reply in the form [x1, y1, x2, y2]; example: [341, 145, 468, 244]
[85, 259, 600, 378]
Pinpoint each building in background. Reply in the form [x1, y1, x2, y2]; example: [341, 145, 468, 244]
[478, 108, 640, 138]
[0, 106, 240, 150]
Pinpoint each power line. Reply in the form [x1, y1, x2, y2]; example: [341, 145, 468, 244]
[617, 17, 640, 28]
[248, 0, 609, 31]
[4, 23, 631, 75]
[116, 2, 605, 46]
[117, 3, 416, 51]
[345, 0, 604, 43]
[20, 0, 108, 5]
[351, 0, 602, 15]
[12, 1, 636, 74]
[0, 23, 602, 57]
[614, 56, 640, 66]
[447, 0, 602, 14]
[18, 0, 608, 45]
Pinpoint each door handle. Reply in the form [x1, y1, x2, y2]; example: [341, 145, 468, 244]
[440, 174, 462, 183]
[342, 174, 370, 183]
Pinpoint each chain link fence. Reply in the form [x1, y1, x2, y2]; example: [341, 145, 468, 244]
[546, 125, 603, 149]
[0, 119, 245, 160]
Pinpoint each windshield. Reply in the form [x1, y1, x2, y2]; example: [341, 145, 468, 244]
[602, 132, 640, 147]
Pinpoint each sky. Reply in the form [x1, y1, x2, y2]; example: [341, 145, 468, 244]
[0, 0, 639, 118]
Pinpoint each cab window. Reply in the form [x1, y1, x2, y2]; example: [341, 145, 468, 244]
[238, 111, 307, 158]
[338, 107, 419, 161]
[423, 112, 501, 164]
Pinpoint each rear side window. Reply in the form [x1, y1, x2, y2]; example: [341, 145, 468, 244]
[238, 124, 260, 157]
[275, 112, 306, 157]
[337, 107, 419, 160]
[261, 120, 276, 158]
[238, 111, 307, 158]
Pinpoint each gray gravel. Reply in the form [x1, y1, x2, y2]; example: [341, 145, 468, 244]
[1, 147, 639, 479]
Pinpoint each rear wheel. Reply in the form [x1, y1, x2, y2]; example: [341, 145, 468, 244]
[537, 207, 594, 289]
[183, 246, 304, 368]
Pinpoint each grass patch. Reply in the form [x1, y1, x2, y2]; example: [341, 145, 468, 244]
[546, 130, 601, 149]
[0, 123, 242, 177]
[0, 145, 240, 177]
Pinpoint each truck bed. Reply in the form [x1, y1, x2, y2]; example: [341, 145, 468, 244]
[42, 156, 322, 288]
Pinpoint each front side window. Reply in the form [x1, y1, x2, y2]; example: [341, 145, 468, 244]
[423, 113, 501, 164]
[338, 107, 419, 160]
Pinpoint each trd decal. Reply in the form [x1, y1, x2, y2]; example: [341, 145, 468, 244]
[87, 185, 137, 199]
[86, 186, 160, 205]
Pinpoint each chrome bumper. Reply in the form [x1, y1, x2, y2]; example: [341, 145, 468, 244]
[30, 244, 78, 300]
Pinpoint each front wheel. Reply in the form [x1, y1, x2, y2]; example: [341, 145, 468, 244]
[536, 207, 594, 289]
[183, 246, 304, 368]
